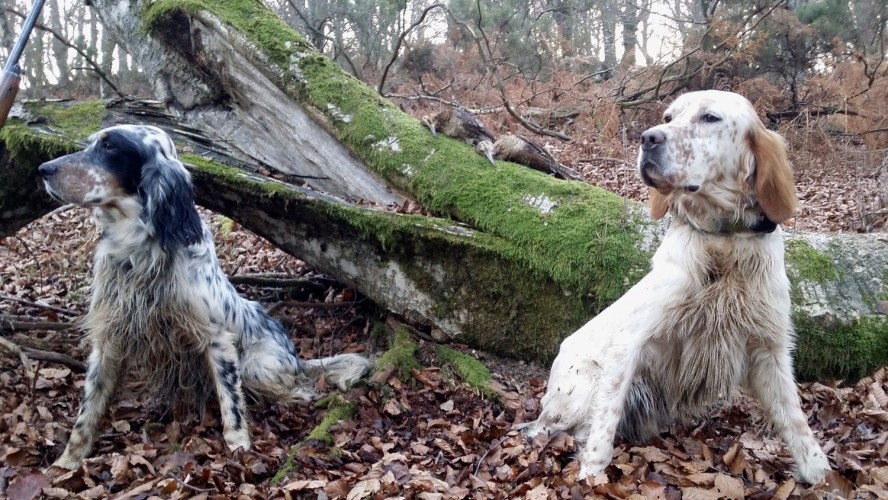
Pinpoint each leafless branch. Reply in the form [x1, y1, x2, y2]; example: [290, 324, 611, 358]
[616, 1, 785, 107]
[377, 4, 445, 95]
[6, 8, 124, 98]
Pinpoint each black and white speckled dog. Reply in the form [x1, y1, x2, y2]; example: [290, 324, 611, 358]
[38, 124, 371, 469]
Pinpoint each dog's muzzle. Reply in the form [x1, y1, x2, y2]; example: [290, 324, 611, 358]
[638, 128, 669, 190]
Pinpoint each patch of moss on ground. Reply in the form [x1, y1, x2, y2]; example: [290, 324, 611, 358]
[436, 345, 494, 397]
[306, 394, 357, 444]
[374, 328, 421, 380]
[785, 239, 839, 285]
[272, 394, 356, 484]
[794, 312, 888, 381]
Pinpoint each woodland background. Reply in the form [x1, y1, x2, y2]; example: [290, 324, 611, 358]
[1, 0, 888, 498]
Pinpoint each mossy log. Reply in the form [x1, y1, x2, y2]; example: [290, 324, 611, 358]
[0, 0, 884, 380]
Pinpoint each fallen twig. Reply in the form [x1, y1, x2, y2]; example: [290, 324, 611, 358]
[227, 274, 325, 289]
[0, 294, 78, 316]
[267, 300, 356, 315]
[0, 335, 34, 377]
[21, 345, 86, 372]
[577, 156, 634, 167]
[0, 316, 73, 332]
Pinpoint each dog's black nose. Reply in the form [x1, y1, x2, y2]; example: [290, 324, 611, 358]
[641, 129, 666, 148]
[38, 162, 58, 177]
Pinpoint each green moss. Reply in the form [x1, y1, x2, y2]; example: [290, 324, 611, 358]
[785, 239, 839, 285]
[143, 1, 650, 308]
[0, 121, 80, 226]
[794, 312, 888, 381]
[0, 121, 77, 160]
[25, 100, 105, 140]
[271, 394, 356, 484]
[436, 345, 494, 397]
[305, 394, 357, 444]
[374, 328, 421, 379]
[184, 154, 593, 363]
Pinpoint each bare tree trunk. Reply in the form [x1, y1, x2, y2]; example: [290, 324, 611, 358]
[48, 0, 70, 87]
[620, 0, 638, 68]
[601, 0, 617, 78]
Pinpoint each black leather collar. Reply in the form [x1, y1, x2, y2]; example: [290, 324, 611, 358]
[687, 213, 778, 235]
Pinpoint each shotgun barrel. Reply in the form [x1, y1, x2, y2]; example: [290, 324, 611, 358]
[0, 0, 47, 129]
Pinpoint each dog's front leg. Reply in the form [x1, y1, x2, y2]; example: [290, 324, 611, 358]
[576, 337, 642, 479]
[207, 330, 251, 452]
[54, 343, 123, 469]
[746, 346, 830, 484]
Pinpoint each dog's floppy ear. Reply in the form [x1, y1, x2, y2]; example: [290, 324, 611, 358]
[648, 188, 670, 220]
[749, 126, 798, 223]
[138, 144, 203, 251]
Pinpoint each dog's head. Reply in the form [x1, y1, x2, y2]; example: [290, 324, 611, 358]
[638, 90, 797, 226]
[38, 125, 203, 250]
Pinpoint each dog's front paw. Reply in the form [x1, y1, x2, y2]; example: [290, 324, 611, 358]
[519, 420, 545, 439]
[224, 429, 251, 452]
[577, 461, 606, 481]
[577, 440, 613, 481]
[52, 453, 83, 471]
[796, 448, 831, 484]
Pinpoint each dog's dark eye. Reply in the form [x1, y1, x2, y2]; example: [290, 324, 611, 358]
[663, 115, 672, 123]
[101, 140, 115, 151]
[702, 113, 721, 123]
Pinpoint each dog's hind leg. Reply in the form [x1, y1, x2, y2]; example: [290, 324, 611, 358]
[207, 330, 251, 452]
[54, 343, 123, 469]
[745, 345, 830, 484]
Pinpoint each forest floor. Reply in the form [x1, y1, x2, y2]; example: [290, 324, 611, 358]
[1, 145, 887, 499]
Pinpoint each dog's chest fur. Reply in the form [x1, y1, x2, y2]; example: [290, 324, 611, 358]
[635, 234, 786, 423]
[84, 221, 217, 400]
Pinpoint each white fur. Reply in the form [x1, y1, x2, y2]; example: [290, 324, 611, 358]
[524, 91, 830, 484]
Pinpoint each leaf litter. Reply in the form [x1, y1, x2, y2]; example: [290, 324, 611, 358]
[1, 208, 886, 498]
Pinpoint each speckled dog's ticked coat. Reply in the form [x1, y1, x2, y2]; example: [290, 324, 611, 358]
[39, 125, 371, 469]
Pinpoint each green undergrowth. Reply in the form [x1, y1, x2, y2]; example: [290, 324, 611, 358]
[271, 394, 356, 484]
[435, 345, 494, 398]
[305, 394, 357, 444]
[374, 327, 421, 380]
[794, 313, 888, 381]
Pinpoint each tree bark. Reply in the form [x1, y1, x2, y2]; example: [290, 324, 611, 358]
[1, 0, 885, 380]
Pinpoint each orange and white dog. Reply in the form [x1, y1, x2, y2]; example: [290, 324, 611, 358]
[525, 91, 831, 484]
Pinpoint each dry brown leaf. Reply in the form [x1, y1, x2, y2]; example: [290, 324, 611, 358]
[772, 478, 796, 499]
[639, 479, 667, 499]
[630, 446, 670, 463]
[722, 441, 748, 475]
[822, 469, 855, 498]
[282, 479, 327, 491]
[713, 474, 744, 499]
[6, 471, 49, 500]
[681, 486, 725, 500]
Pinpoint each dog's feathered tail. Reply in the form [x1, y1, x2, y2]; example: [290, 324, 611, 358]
[302, 354, 372, 390]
